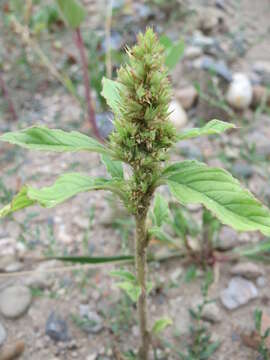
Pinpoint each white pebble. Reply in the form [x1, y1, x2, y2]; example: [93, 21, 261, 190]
[226, 73, 253, 110]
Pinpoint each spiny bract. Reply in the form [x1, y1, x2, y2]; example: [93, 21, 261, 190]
[110, 28, 176, 169]
[109, 28, 177, 214]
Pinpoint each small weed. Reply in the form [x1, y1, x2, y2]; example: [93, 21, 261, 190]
[44, 221, 59, 257]
[82, 206, 96, 254]
[0, 180, 14, 204]
[179, 269, 220, 360]
[30, 287, 45, 298]
[71, 313, 99, 331]
[254, 309, 270, 360]
[108, 293, 135, 336]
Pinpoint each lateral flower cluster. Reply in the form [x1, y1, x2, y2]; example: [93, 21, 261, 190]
[109, 28, 177, 213]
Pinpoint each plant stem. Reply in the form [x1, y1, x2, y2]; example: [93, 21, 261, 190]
[0, 72, 17, 121]
[73, 28, 102, 141]
[135, 212, 151, 360]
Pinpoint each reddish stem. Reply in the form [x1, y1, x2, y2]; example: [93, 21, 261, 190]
[0, 72, 18, 121]
[73, 28, 102, 141]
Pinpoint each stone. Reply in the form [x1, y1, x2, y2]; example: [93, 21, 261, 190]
[200, 57, 232, 82]
[184, 46, 203, 60]
[4, 261, 23, 273]
[253, 61, 270, 84]
[79, 305, 103, 334]
[0, 286, 32, 319]
[0, 341, 25, 359]
[24, 261, 58, 289]
[220, 277, 258, 310]
[198, 8, 221, 34]
[96, 112, 114, 139]
[86, 355, 97, 360]
[251, 85, 270, 108]
[168, 100, 188, 130]
[175, 85, 198, 110]
[0, 322, 7, 346]
[0, 255, 16, 271]
[215, 0, 226, 10]
[216, 227, 238, 250]
[191, 31, 216, 48]
[231, 162, 253, 179]
[226, 73, 253, 110]
[201, 302, 222, 323]
[192, 300, 221, 323]
[46, 312, 70, 342]
[230, 262, 263, 280]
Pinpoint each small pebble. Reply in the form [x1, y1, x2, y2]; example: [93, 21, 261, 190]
[230, 262, 263, 280]
[46, 312, 70, 342]
[168, 100, 188, 130]
[79, 306, 104, 334]
[220, 277, 258, 310]
[0, 286, 32, 319]
[226, 73, 253, 110]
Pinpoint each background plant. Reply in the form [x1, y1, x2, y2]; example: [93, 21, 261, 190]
[2, 29, 270, 359]
[254, 309, 270, 360]
[177, 269, 220, 360]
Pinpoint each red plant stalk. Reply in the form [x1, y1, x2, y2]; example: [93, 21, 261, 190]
[0, 72, 18, 121]
[73, 28, 102, 141]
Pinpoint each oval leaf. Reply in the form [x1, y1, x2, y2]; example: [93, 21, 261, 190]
[101, 154, 123, 179]
[110, 270, 136, 282]
[0, 126, 111, 155]
[0, 174, 126, 217]
[56, 0, 85, 28]
[152, 317, 173, 335]
[177, 119, 235, 141]
[166, 160, 270, 235]
[101, 77, 126, 115]
[153, 193, 170, 227]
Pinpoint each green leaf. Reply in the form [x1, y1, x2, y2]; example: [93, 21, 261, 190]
[159, 35, 173, 48]
[0, 126, 110, 155]
[160, 35, 185, 70]
[166, 160, 270, 235]
[153, 193, 170, 227]
[149, 227, 179, 248]
[0, 173, 125, 217]
[116, 282, 141, 302]
[0, 186, 35, 218]
[177, 120, 235, 141]
[254, 309, 262, 332]
[116, 280, 152, 302]
[56, 0, 85, 28]
[152, 317, 173, 335]
[101, 154, 124, 179]
[165, 40, 185, 70]
[54, 255, 134, 264]
[101, 77, 125, 115]
[184, 264, 197, 283]
[110, 270, 136, 282]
